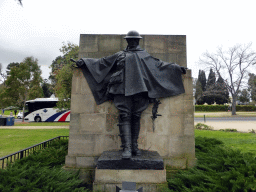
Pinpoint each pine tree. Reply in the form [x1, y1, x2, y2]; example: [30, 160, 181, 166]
[248, 73, 256, 102]
[198, 70, 206, 91]
[215, 76, 229, 104]
[195, 70, 207, 104]
[204, 69, 216, 105]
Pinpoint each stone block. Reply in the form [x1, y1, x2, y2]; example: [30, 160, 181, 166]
[80, 113, 106, 133]
[184, 100, 194, 114]
[103, 134, 119, 151]
[144, 35, 166, 53]
[94, 168, 166, 183]
[164, 157, 187, 169]
[140, 113, 154, 133]
[67, 134, 104, 156]
[166, 53, 177, 63]
[76, 156, 98, 168]
[69, 113, 80, 134]
[158, 97, 170, 115]
[169, 115, 184, 137]
[99, 35, 122, 53]
[182, 136, 195, 159]
[71, 94, 95, 114]
[65, 155, 76, 167]
[146, 133, 168, 157]
[184, 114, 194, 136]
[79, 52, 116, 59]
[169, 94, 184, 115]
[79, 34, 98, 52]
[105, 113, 119, 134]
[176, 53, 187, 67]
[168, 137, 185, 157]
[183, 74, 193, 95]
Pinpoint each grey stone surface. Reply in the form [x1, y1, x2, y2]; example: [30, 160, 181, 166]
[97, 150, 164, 170]
[94, 168, 166, 183]
[65, 34, 196, 173]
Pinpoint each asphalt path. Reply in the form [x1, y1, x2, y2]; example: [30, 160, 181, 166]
[195, 117, 256, 122]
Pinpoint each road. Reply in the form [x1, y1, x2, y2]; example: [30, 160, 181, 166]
[195, 117, 256, 122]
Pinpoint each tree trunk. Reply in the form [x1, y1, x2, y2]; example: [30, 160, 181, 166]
[232, 95, 237, 115]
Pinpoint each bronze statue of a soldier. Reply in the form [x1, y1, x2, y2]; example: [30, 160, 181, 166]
[73, 30, 187, 159]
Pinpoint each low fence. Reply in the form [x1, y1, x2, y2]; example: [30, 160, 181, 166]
[0, 136, 69, 169]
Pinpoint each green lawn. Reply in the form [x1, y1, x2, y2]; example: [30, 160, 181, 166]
[0, 129, 69, 158]
[14, 122, 70, 126]
[195, 129, 256, 154]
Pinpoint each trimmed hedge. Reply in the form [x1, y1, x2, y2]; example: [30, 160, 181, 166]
[195, 105, 256, 112]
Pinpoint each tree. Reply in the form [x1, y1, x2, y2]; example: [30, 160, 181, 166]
[199, 43, 256, 115]
[248, 73, 256, 102]
[6, 62, 20, 76]
[204, 69, 216, 105]
[198, 70, 207, 91]
[238, 89, 250, 104]
[42, 79, 54, 98]
[195, 70, 207, 104]
[51, 42, 79, 109]
[215, 76, 230, 104]
[2, 57, 43, 121]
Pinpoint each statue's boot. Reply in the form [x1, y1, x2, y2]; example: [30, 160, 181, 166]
[131, 118, 142, 156]
[118, 123, 124, 151]
[121, 122, 132, 159]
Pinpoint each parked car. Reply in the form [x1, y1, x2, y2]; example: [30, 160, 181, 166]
[17, 112, 23, 119]
[4, 106, 19, 110]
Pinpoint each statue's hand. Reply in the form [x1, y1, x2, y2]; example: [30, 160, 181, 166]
[180, 66, 187, 74]
[70, 59, 85, 68]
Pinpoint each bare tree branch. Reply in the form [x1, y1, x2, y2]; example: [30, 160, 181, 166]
[198, 43, 256, 115]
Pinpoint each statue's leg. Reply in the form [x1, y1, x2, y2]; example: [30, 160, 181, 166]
[114, 95, 132, 159]
[131, 93, 149, 156]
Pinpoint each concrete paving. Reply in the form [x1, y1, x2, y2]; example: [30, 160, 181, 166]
[194, 121, 256, 132]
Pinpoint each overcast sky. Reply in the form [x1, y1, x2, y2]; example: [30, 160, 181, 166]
[1, 0, 256, 81]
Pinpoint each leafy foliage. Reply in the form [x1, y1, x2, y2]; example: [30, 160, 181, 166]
[194, 123, 213, 130]
[248, 73, 256, 102]
[0, 139, 89, 192]
[0, 57, 43, 110]
[195, 105, 256, 112]
[199, 43, 256, 115]
[168, 137, 256, 191]
[50, 42, 79, 110]
[195, 70, 206, 104]
[238, 89, 250, 103]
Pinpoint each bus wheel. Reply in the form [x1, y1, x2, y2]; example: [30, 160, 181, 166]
[35, 116, 41, 122]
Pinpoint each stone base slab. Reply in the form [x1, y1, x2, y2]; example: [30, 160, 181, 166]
[93, 182, 168, 192]
[94, 168, 167, 192]
[97, 150, 164, 170]
[94, 168, 166, 183]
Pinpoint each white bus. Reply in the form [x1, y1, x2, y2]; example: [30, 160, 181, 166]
[24, 98, 70, 122]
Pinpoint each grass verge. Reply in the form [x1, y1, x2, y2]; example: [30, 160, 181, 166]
[195, 129, 256, 155]
[14, 122, 70, 126]
[194, 111, 256, 118]
[0, 129, 69, 158]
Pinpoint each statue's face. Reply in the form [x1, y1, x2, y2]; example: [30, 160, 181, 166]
[126, 38, 140, 49]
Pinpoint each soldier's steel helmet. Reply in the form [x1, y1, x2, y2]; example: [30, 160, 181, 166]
[124, 30, 142, 39]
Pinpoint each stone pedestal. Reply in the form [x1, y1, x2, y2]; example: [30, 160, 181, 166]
[65, 34, 196, 188]
[93, 168, 167, 192]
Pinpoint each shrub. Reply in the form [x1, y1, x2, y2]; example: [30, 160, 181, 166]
[219, 129, 237, 132]
[194, 123, 213, 130]
[0, 139, 89, 192]
[195, 105, 256, 112]
[167, 137, 256, 191]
